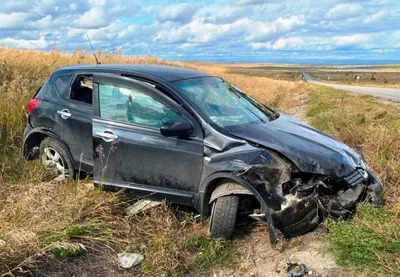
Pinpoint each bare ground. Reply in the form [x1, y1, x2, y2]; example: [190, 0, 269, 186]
[16, 244, 141, 277]
[19, 224, 345, 277]
[287, 91, 309, 121]
[213, 224, 345, 277]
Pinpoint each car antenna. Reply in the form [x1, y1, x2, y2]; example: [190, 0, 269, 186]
[86, 34, 101, 64]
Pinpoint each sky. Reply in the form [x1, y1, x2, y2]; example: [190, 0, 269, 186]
[1, 0, 400, 64]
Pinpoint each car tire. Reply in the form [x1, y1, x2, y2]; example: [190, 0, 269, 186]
[209, 195, 239, 239]
[39, 137, 75, 179]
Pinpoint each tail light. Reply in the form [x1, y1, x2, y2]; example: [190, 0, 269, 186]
[27, 99, 40, 114]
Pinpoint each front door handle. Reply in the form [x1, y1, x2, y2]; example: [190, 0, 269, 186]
[95, 129, 118, 142]
[57, 109, 71, 119]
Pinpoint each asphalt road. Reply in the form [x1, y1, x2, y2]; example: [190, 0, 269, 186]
[302, 71, 400, 102]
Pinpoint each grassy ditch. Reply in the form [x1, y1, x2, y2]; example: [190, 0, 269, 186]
[0, 180, 237, 276]
[306, 84, 400, 276]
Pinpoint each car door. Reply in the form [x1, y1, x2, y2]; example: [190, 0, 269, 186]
[51, 73, 93, 173]
[92, 73, 204, 205]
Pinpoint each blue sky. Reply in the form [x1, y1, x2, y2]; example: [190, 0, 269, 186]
[1, 0, 400, 63]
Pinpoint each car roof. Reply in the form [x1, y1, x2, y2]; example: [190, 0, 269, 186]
[57, 64, 213, 82]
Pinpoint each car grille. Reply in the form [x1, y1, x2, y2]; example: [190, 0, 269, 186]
[345, 168, 368, 187]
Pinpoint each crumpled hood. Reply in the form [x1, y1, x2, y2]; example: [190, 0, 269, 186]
[226, 114, 363, 179]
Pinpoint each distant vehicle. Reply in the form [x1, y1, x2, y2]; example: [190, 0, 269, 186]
[23, 64, 383, 242]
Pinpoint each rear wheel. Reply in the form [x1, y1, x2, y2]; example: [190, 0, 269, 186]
[40, 137, 75, 179]
[209, 195, 239, 239]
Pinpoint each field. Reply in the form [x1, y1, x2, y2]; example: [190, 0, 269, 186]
[308, 68, 400, 88]
[1, 49, 400, 276]
[204, 62, 400, 88]
[202, 63, 304, 81]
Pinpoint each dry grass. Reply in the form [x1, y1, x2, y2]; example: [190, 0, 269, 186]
[0, 178, 236, 276]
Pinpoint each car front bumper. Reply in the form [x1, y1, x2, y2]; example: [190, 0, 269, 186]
[271, 168, 384, 238]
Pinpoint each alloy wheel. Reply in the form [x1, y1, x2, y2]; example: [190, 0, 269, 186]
[41, 147, 68, 175]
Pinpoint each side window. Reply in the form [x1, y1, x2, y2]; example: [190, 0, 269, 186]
[55, 75, 73, 97]
[98, 84, 181, 128]
[70, 74, 93, 105]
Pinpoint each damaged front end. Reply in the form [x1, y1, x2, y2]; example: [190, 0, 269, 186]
[201, 125, 383, 245]
[249, 167, 384, 239]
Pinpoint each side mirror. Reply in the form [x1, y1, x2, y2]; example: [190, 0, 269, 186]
[160, 118, 193, 138]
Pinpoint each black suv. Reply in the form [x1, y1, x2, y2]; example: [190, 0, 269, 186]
[24, 64, 383, 243]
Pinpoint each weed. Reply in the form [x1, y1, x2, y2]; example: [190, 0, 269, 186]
[182, 234, 236, 270]
[141, 231, 236, 276]
[49, 242, 88, 259]
[326, 203, 400, 276]
[306, 102, 333, 116]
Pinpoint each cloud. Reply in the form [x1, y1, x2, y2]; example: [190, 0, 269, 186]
[0, 12, 28, 30]
[250, 34, 372, 51]
[155, 20, 221, 44]
[75, 7, 109, 29]
[158, 3, 197, 23]
[333, 34, 370, 46]
[244, 15, 305, 42]
[0, 1, 32, 13]
[197, 6, 250, 24]
[363, 10, 386, 24]
[236, 0, 279, 6]
[325, 3, 363, 20]
[0, 0, 398, 62]
[75, 0, 141, 29]
[251, 37, 304, 50]
[0, 36, 50, 49]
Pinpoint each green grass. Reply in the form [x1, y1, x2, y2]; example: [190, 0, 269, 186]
[326, 204, 400, 276]
[182, 234, 236, 270]
[306, 84, 400, 276]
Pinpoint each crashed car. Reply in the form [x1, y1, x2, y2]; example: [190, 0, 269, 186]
[24, 64, 383, 243]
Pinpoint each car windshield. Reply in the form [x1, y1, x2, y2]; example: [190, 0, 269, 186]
[173, 77, 273, 128]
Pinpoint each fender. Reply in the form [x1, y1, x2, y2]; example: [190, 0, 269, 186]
[209, 182, 253, 203]
[23, 126, 75, 167]
[198, 172, 277, 245]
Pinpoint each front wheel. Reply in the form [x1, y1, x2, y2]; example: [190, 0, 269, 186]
[209, 195, 239, 239]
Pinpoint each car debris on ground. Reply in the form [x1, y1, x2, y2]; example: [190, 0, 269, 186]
[117, 253, 144, 269]
[286, 263, 308, 277]
[125, 199, 162, 216]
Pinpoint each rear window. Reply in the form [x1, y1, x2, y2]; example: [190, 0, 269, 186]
[55, 75, 73, 97]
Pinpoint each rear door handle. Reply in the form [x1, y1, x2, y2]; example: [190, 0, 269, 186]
[95, 129, 118, 142]
[57, 109, 71, 119]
